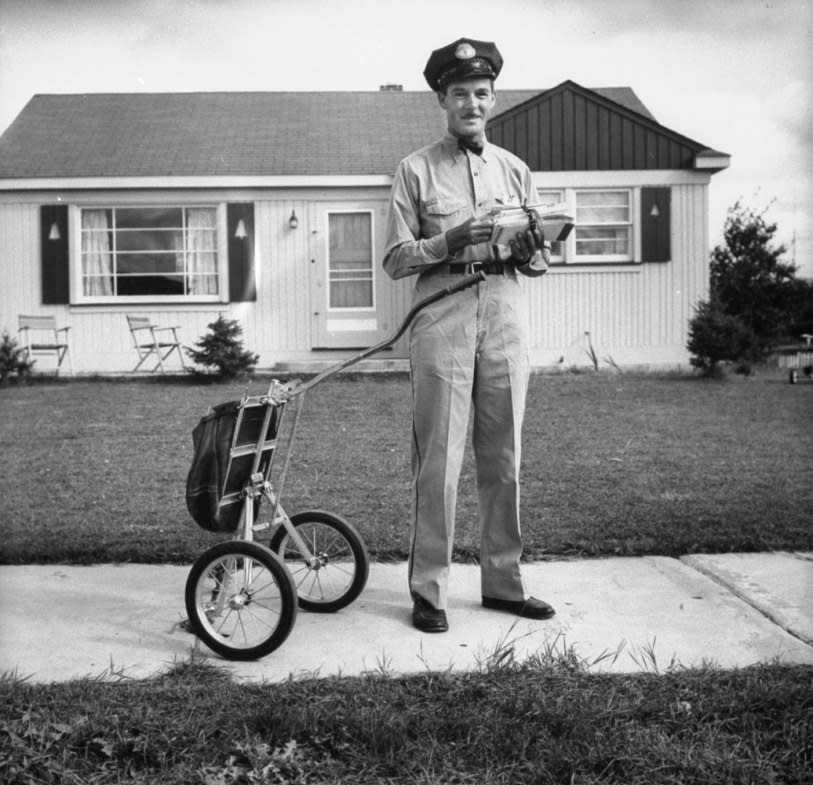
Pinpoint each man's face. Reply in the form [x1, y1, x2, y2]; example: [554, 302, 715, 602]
[438, 78, 496, 139]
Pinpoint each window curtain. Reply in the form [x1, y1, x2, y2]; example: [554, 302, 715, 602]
[187, 208, 217, 294]
[81, 210, 113, 296]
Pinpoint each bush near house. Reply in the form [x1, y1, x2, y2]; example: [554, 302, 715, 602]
[687, 299, 760, 375]
[185, 316, 259, 379]
[0, 330, 34, 385]
[689, 201, 813, 373]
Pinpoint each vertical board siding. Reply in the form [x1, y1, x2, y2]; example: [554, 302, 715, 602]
[573, 94, 587, 169]
[516, 111, 528, 167]
[525, 183, 709, 365]
[562, 91, 575, 169]
[610, 113, 623, 169]
[490, 84, 702, 171]
[527, 103, 540, 171]
[550, 93, 563, 170]
[597, 107, 610, 170]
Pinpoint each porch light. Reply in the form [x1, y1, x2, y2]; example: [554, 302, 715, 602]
[48, 222, 61, 240]
[234, 218, 247, 239]
[288, 209, 298, 230]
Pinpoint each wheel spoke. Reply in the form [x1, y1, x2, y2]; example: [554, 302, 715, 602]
[195, 555, 285, 649]
[248, 599, 282, 619]
[311, 571, 326, 600]
[324, 563, 354, 578]
[270, 514, 367, 612]
[283, 545, 354, 599]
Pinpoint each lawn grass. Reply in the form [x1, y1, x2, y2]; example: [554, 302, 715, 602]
[2, 658, 811, 784]
[1, 371, 811, 564]
[2, 370, 812, 784]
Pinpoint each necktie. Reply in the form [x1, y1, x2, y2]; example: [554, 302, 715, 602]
[458, 137, 484, 156]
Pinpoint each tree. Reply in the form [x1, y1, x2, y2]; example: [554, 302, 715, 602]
[688, 201, 813, 373]
[709, 201, 805, 347]
[186, 316, 259, 379]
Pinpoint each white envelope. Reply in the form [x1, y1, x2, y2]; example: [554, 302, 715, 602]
[490, 202, 574, 244]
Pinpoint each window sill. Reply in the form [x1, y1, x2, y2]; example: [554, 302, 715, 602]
[546, 263, 643, 274]
[69, 302, 229, 313]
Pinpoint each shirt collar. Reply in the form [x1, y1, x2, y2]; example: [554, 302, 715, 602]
[443, 131, 490, 161]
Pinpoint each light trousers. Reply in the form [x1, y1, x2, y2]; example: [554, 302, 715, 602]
[408, 271, 530, 609]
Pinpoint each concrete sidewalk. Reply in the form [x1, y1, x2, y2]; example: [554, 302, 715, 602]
[1, 553, 811, 683]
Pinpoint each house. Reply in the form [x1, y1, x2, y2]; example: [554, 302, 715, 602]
[0, 82, 729, 373]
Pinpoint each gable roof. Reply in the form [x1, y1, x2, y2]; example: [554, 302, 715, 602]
[0, 85, 717, 181]
[489, 80, 727, 171]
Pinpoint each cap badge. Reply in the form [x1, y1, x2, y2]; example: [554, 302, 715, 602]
[455, 42, 476, 60]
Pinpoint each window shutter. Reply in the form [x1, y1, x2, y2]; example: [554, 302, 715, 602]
[227, 203, 256, 302]
[41, 204, 70, 304]
[641, 187, 671, 262]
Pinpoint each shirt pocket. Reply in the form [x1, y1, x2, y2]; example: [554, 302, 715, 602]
[420, 195, 468, 237]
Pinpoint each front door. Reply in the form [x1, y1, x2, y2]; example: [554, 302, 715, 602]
[310, 201, 391, 349]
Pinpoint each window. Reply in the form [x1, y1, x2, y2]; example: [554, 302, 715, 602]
[328, 211, 374, 309]
[77, 205, 221, 301]
[534, 188, 638, 265]
[574, 190, 632, 262]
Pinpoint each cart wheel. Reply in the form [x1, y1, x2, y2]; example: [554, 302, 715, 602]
[269, 510, 369, 613]
[185, 541, 297, 661]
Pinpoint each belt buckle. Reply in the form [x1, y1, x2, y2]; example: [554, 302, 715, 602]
[467, 261, 484, 275]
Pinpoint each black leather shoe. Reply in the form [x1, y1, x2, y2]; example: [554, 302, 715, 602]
[412, 597, 449, 633]
[482, 595, 556, 620]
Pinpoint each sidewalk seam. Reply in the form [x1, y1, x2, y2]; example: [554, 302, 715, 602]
[679, 556, 813, 649]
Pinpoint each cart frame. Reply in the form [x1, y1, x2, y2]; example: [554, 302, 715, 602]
[185, 272, 486, 659]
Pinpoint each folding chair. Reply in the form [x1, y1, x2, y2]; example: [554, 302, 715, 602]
[18, 315, 72, 375]
[126, 315, 186, 373]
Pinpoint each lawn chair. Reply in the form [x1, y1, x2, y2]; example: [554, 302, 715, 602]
[126, 315, 186, 373]
[17, 315, 72, 375]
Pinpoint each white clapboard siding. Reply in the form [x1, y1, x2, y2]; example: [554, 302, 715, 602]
[0, 181, 711, 373]
[526, 182, 709, 367]
[0, 203, 42, 327]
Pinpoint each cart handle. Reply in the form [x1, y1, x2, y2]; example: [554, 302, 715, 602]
[289, 271, 486, 395]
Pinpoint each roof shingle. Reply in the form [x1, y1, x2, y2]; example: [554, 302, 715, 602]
[0, 87, 657, 179]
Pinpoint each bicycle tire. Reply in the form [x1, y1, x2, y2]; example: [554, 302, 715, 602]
[185, 540, 297, 660]
[269, 510, 369, 613]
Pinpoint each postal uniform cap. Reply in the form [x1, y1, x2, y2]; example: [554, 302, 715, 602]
[423, 37, 503, 92]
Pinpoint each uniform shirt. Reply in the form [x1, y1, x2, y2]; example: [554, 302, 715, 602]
[383, 132, 545, 280]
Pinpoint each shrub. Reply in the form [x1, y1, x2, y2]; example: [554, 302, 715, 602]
[186, 316, 259, 379]
[687, 299, 760, 376]
[0, 330, 35, 385]
[710, 201, 808, 346]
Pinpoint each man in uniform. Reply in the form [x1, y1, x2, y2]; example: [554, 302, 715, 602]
[383, 37, 556, 633]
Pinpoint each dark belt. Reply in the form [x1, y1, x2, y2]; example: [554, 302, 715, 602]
[446, 261, 510, 275]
